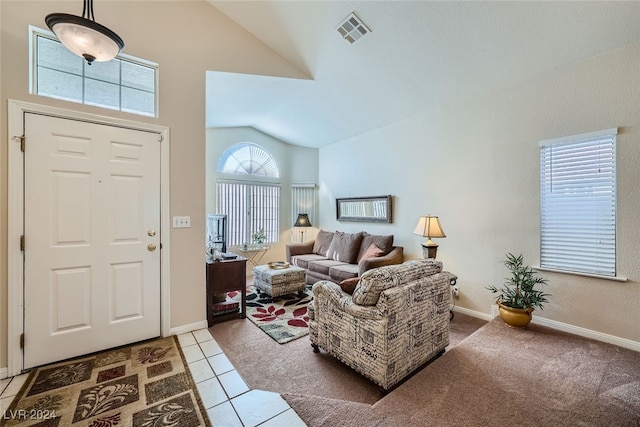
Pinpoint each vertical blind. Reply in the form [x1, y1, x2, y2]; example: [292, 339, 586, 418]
[539, 128, 617, 276]
[216, 181, 280, 246]
[291, 184, 317, 242]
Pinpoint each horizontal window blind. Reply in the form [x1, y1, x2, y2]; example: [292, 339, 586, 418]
[539, 129, 617, 276]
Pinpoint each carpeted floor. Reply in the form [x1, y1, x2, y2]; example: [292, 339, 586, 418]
[284, 318, 640, 427]
[209, 311, 487, 405]
[3, 336, 211, 427]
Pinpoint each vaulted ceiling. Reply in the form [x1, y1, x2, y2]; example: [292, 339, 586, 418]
[206, 1, 640, 148]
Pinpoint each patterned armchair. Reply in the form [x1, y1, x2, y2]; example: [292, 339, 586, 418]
[308, 259, 454, 390]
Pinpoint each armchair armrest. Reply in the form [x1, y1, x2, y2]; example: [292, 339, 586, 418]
[286, 240, 315, 263]
[358, 246, 404, 276]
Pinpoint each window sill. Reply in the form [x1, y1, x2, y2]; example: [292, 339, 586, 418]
[534, 266, 627, 282]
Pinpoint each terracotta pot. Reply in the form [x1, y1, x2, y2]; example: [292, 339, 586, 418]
[497, 301, 533, 328]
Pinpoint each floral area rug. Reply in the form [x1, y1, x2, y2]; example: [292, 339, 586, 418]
[3, 336, 211, 427]
[229, 285, 312, 344]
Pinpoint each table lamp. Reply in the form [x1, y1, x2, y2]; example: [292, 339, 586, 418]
[413, 215, 446, 259]
[293, 213, 312, 243]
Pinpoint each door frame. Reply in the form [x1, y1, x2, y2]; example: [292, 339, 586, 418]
[7, 99, 171, 376]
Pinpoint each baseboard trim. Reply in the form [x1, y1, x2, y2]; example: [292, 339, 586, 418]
[168, 320, 209, 337]
[454, 305, 640, 352]
[1, 367, 8, 380]
[452, 305, 495, 321]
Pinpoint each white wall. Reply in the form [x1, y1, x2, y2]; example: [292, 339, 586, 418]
[206, 126, 319, 265]
[319, 41, 640, 344]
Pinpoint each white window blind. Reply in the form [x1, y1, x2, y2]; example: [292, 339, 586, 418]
[539, 128, 617, 276]
[216, 181, 280, 247]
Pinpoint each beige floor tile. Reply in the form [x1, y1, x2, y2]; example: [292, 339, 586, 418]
[259, 408, 307, 427]
[177, 332, 197, 347]
[188, 358, 215, 383]
[193, 329, 214, 343]
[207, 401, 243, 427]
[0, 378, 12, 395]
[2, 374, 29, 398]
[196, 377, 228, 409]
[217, 370, 249, 399]
[208, 353, 234, 375]
[199, 339, 223, 358]
[231, 390, 290, 427]
[182, 344, 205, 364]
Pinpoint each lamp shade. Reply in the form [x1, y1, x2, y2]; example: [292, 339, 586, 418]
[413, 215, 446, 240]
[46, 0, 124, 64]
[293, 213, 312, 227]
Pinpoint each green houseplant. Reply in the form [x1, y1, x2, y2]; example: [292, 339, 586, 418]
[486, 253, 550, 328]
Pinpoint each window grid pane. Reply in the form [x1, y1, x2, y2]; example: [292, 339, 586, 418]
[34, 32, 157, 117]
[540, 133, 617, 276]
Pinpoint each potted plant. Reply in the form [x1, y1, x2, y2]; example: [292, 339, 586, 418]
[252, 228, 266, 246]
[486, 253, 550, 328]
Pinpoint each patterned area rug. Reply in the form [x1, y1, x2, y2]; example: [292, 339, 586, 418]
[3, 336, 211, 427]
[230, 285, 312, 344]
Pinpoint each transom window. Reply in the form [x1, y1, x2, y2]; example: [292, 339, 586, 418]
[217, 143, 279, 177]
[30, 27, 158, 117]
[539, 128, 617, 277]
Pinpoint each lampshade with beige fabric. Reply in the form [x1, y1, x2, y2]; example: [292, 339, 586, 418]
[413, 215, 446, 258]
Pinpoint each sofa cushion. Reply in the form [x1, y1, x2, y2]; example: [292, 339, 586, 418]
[352, 259, 443, 306]
[291, 254, 329, 270]
[312, 229, 334, 257]
[326, 231, 363, 263]
[308, 259, 348, 276]
[339, 277, 360, 294]
[328, 263, 359, 282]
[357, 232, 394, 262]
[358, 243, 385, 266]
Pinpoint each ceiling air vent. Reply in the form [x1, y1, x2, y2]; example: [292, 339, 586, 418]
[336, 12, 371, 44]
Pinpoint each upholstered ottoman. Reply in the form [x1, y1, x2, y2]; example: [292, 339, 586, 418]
[253, 264, 306, 297]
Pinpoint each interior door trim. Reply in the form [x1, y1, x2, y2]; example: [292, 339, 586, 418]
[7, 99, 171, 376]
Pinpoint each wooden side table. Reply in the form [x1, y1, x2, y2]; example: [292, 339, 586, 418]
[206, 255, 247, 326]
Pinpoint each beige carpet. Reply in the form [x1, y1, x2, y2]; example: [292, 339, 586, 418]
[209, 311, 486, 405]
[284, 318, 640, 427]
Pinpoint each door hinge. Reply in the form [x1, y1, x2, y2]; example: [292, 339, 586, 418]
[20, 235, 25, 251]
[20, 333, 24, 349]
[19, 135, 25, 152]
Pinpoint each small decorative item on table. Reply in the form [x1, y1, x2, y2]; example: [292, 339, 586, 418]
[268, 261, 290, 269]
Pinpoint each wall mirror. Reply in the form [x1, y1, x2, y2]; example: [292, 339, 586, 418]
[336, 195, 392, 223]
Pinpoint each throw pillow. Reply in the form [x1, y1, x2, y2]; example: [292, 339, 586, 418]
[357, 232, 394, 262]
[312, 229, 334, 257]
[358, 243, 384, 266]
[326, 231, 364, 263]
[339, 277, 359, 294]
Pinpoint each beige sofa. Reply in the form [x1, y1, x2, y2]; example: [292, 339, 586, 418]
[286, 229, 404, 285]
[308, 259, 454, 390]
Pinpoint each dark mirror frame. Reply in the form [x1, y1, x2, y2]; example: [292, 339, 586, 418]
[336, 195, 392, 223]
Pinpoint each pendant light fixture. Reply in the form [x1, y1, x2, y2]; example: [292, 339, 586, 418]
[45, 0, 124, 65]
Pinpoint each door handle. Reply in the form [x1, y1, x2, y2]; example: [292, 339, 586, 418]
[147, 230, 156, 237]
[147, 244, 157, 252]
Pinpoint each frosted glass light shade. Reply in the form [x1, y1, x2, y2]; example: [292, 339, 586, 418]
[46, 13, 124, 64]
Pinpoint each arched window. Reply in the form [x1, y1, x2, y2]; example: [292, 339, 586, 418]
[217, 143, 279, 178]
[216, 143, 280, 246]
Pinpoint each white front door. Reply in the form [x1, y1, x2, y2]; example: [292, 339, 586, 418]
[23, 112, 161, 369]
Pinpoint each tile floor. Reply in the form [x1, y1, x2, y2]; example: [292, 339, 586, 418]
[0, 328, 307, 427]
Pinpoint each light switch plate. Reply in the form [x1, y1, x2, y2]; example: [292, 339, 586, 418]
[172, 216, 191, 228]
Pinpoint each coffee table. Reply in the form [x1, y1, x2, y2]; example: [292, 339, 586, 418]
[253, 264, 306, 297]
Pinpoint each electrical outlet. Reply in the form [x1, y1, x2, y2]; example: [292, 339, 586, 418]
[452, 286, 460, 299]
[172, 216, 191, 228]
